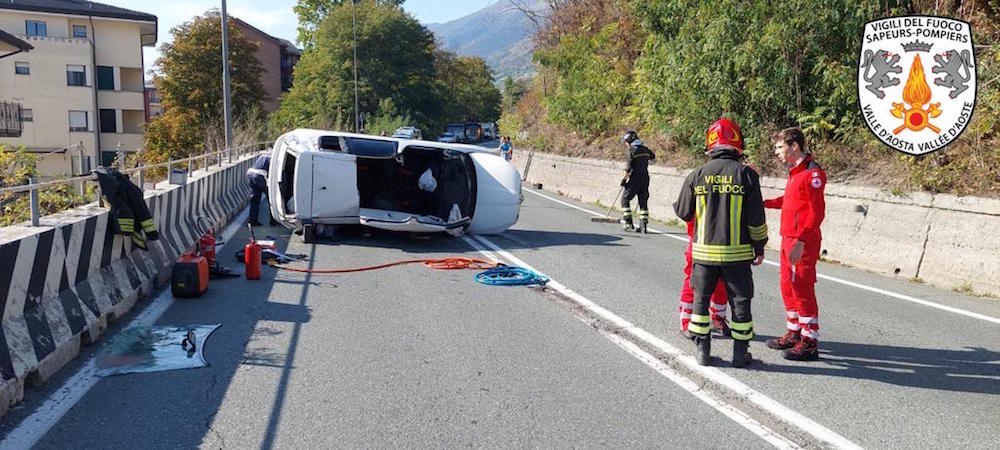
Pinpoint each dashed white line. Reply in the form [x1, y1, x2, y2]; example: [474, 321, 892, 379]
[523, 187, 1000, 326]
[1, 209, 250, 449]
[461, 234, 859, 449]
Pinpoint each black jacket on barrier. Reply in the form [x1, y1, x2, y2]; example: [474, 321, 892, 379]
[94, 168, 160, 250]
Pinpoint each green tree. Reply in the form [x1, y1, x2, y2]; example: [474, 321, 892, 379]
[534, 19, 634, 135]
[435, 53, 502, 123]
[631, 0, 888, 151]
[501, 76, 527, 112]
[0, 145, 91, 226]
[156, 10, 265, 127]
[294, 0, 406, 49]
[273, 1, 442, 133]
[146, 10, 265, 160]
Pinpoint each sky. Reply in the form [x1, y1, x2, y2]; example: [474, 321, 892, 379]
[98, 0, 499, 76]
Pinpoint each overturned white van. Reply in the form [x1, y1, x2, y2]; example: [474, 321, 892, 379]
[267, 129, 521, 241]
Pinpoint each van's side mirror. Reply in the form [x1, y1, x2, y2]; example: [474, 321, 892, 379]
[319, 136, 341, 151]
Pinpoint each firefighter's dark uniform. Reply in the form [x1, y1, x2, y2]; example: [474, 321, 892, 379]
[621, 140, 655, 228]
[95, 167, 160, 250]
[246, 154, 272, 225]
[673, 147, 768, 350]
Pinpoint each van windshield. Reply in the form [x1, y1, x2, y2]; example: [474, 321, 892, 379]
[343, 138, 397, 158]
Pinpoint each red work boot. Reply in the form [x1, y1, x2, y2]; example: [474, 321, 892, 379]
[783, 336, 819, 361]
[766, 330, 800, 350]
[711, 317, 731, 337]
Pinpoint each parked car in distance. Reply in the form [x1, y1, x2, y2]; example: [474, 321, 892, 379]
[268, 129, 522, 241]
[392, 126, 422, 140]
[437, 132, 458, 143]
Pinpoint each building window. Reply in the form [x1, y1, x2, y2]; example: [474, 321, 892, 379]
[14, 62, 29, 75]
[69, 111, 89, 132]
[99, 109, 117, 133]
[25, 21, 47, 37]
[97, 66, 114, 90]
[67, 65, 87, 86]
[72, 25, 88, 38]
[22, 108, 33, 122]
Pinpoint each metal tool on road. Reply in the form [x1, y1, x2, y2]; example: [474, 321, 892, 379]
[591, 186, 625, 223]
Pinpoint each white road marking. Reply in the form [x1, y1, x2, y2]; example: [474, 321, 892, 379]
[462, 234, 859, 449]
[523, 187, 1000, 325]
[0, 209, 249, 449]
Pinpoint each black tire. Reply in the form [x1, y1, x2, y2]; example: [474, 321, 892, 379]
[302, 224, 315, 244]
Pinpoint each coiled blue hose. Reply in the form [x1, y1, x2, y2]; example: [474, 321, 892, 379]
[475, 265, 550, 286]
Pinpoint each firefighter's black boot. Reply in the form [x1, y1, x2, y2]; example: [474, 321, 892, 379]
[621, 217, 635, 232]
[640, 218, 648, 234]
[694, 334, 711, 366]
[732, 340, 751, 368]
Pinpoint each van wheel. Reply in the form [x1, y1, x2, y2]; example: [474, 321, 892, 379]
[302, 224, 315, 244]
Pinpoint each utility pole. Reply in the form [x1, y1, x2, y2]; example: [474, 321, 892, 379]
[352, 0, 360, 133]
[221, 0, 234, 158]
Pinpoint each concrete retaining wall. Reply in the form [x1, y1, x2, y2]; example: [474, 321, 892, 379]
[513, 151, 1000, 295]
[0, 155, 255, 415]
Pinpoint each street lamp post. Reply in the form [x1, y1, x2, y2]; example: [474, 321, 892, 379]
[221, 0, 234, 159]
[352, 0, 360, 133]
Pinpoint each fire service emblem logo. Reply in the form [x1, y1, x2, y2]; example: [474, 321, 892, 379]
[858, 16, 976, 155]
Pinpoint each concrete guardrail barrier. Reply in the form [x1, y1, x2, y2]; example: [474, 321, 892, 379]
[512, 150, 1000, 296]
[0, 154, 256, 416]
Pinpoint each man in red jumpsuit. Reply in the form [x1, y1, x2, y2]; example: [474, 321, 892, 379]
[764, 127, 826, 361]
[679, 220, 731, 337]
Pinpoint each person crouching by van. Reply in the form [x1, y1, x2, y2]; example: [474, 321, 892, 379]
[247, 153, 278, 227]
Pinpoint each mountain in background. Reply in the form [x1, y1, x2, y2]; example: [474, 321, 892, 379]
[426, 0, 542, 81]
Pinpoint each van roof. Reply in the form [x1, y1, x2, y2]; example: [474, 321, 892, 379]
[279, 128, 493, 155]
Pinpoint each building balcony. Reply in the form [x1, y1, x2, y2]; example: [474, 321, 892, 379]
[1, 101, 24, 138]
[100, 132, 143, 153]
[98, 90, 144, 110]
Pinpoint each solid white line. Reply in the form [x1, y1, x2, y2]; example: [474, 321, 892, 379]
[0, 208, 249, 449]
[523, 187, 1000, 325]
[604, 333, 800, 450]
[468, 233, 862, 450]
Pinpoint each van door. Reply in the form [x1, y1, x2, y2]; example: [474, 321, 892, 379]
[269, 142, 299, 225]
[358, 208, 470, 233]
[310, 151, 360, 219]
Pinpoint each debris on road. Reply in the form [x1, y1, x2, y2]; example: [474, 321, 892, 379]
[95, 324, 221, 377]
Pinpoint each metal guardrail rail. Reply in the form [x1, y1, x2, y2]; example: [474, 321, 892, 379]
[1, 141, 273, 227]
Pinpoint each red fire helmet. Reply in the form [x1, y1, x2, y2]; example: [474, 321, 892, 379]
[705, 118, 744, 154]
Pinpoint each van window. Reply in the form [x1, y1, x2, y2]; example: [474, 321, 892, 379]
[343, 138, 397, 158]
[280, 152, 297, 214]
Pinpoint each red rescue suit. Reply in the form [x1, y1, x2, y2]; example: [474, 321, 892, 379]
[764, 155, 826, 339]
[679, 220, 729, 331]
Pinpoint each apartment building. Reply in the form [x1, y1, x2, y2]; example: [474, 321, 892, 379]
[0, 0, 156, 177]
[232, 18, 301, 113]
[1, 30, 32, 138]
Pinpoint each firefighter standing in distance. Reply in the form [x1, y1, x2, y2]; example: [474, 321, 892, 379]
[674, 118, 768, 367]
[620, 130, 655, 233]
[764, 127, 827, 361]
[247, 153, 278, 227]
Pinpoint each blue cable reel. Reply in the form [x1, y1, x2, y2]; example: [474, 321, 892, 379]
[475, 265, 550, 286]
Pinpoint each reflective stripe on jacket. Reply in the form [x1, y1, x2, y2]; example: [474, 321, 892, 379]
[674, 149, 768, 265]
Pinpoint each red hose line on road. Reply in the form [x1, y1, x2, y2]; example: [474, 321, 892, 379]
[267, 257, 499, 274]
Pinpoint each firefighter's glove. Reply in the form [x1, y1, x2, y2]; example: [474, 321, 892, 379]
[620, 178, 628, 187]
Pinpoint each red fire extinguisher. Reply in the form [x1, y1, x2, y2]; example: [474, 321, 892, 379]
[199, 232, 217, 265]
[245, 224, 262, 280]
